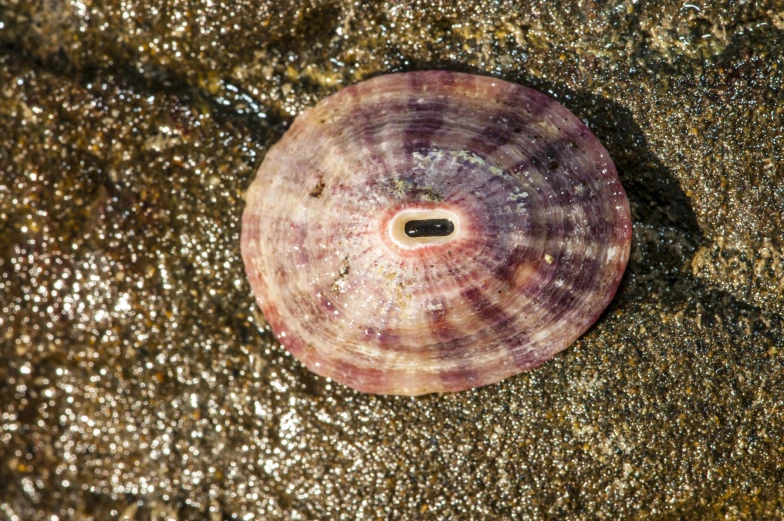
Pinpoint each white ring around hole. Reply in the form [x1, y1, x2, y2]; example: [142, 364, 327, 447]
[388, 208, 460, 249]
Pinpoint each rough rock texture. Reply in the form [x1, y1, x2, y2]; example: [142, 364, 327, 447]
[0, 0, 782, 519]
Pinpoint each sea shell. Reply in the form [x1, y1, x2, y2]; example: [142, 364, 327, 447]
[241, 71, 631, 396]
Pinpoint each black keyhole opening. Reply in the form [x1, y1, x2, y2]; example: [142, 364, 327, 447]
[404, 219, 455, 238]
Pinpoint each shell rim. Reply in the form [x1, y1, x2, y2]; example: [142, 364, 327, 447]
[240, 70, 632, 396]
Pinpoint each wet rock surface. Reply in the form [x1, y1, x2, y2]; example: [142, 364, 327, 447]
[1, 1, 782, 519]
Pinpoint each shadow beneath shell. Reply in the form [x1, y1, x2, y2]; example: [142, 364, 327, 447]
[531, 82, 707, 308]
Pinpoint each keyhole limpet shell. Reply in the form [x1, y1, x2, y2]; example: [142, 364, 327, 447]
[241, 71, 631, 396]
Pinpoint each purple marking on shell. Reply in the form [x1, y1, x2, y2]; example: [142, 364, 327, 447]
[241, 71, 632, 396]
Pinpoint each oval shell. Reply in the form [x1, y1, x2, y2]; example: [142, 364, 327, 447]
[241, 71, 631, 396]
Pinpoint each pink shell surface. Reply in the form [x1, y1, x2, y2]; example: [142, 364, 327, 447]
[241, 71, 631, 396]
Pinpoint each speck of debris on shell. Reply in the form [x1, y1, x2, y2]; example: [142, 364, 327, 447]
[1, 1, 784, 520]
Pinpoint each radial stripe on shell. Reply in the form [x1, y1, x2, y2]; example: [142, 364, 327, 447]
[241, 70, 632, 396]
